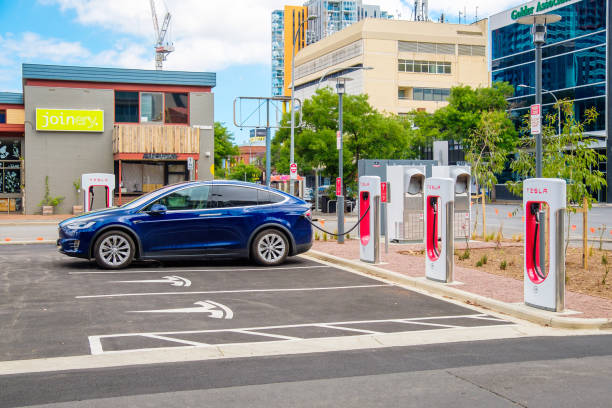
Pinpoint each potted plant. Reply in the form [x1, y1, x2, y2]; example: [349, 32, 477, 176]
[38, 176, 64, 215]
[72, 180, 83, 215]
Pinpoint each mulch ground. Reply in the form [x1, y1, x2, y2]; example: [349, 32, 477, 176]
[453, 244, 612, 301]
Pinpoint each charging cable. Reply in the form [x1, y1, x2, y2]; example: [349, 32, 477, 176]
[531, 203, 547, 280]
[302, 205, 370, 237]
[430, 197, 440, 257]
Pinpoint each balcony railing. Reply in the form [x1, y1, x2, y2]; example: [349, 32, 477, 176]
[113, 124, 200, 154]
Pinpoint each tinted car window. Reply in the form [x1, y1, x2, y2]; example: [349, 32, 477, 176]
[145, 185, 210, 211]
[257, 189, 286, 205]
[210, 185, 258, 208]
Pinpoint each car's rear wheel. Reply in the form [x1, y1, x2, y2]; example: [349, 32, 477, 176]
[94, 230, 135, 269]
[252, 229, 289, 266]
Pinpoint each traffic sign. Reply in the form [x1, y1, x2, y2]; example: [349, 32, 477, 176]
[530, 104, 541, 135]
[290, 163, 298, 180]
[187, 157, 194, 171]
[336, 131, 342, 150]
[336, 177, 342, 196]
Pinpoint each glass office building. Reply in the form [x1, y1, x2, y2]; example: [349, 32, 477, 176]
[490, 0, 611, 201]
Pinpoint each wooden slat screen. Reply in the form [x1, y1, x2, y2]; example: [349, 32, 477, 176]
[113, 124, 200, 154]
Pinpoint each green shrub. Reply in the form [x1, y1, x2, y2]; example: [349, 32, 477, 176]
[500, 260, 507, 270]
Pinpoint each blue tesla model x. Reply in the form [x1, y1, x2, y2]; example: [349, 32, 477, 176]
[57, 181, 313, 269]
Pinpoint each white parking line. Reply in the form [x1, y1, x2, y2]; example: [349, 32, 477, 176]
[316, 324, 381, 334]
[87, 314, 509, 354]
[75, 284, 392, 299]
[69, 265, 331, 275]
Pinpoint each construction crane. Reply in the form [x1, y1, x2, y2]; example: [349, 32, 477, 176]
[149, 0, 174, 70]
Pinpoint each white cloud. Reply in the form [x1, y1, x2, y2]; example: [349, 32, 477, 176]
[41, 0, 304, 71]
[3, 0, 529, 78]
[0, 32, 91, 63]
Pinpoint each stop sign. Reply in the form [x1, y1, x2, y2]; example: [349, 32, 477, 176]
[290, 163, 297, 179]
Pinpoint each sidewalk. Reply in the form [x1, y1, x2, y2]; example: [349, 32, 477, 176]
[0, 214, 71, 224]
[308, 239, 612, 327]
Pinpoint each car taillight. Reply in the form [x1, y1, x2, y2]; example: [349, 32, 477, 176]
[304, 209, 312, 219]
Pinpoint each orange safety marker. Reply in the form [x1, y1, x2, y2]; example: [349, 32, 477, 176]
[521, 216, 525, 222]
[571, 225, 577, 230]
[320, 220, 325, 226]
[508, 212, 513, 218]
[590, 227, 596, 233]
[4, 238, 11, 242]
[494, 208, 499, 215]
[36, 237, 44, 241]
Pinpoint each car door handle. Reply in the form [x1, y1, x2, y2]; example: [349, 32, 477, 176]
[199, 213, 223, 217]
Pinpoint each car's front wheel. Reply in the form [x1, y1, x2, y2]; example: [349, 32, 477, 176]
[94, 230, 135, 269]
[252, 229, 289, 266]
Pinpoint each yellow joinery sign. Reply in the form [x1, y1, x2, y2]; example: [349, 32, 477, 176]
[36, 109, 104, 132]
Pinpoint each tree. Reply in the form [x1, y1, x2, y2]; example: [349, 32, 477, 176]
[227, 163, 262, 183]
[464, 110, 517, 193]
[506, 100, 606, 206]
[413, 82, 516, 149]
[214, 122, 240, 176]
[272, 88, 419, 196]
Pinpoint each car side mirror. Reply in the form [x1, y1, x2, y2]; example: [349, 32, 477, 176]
[148, 203, 167, 215]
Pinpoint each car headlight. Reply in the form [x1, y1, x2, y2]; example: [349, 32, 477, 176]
[64, 221, 96, 230]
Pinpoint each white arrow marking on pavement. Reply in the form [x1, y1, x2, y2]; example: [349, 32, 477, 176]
[111, 275, 191, 287]
[127, 300, 233, 319]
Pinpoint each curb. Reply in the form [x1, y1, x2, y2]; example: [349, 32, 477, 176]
[0, 240, 56, 245]
[305, 250, 612, 330]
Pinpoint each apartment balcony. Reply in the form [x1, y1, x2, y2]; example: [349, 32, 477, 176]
[113, 124, 200, 156]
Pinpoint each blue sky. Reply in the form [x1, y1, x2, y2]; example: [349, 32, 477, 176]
[0, 0, 523, 144]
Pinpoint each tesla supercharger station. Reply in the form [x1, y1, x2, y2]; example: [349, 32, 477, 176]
[386, 165, 426, 242]
[523, 178, 566, 312]
[425, 177, 454, 283]
[81, 173, 115, 212]
[359, 176, 381, 263]
[432, 166, 471, 239]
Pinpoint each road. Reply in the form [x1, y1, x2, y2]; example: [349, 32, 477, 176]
[1, 244, 612, 407]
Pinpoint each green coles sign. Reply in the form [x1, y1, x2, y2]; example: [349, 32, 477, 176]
[511, 0, 572, 20]
[36, 109, 104, 132]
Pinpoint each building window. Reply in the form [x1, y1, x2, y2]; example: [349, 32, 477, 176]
[399, 60, 451, 74]
[0, 110, 5, 123]
[141, 92, 164, 123]
[413, 88, 450, 101]
[398, 41, 455, 55]
[114, 92, 139, 123]
[0, 139, 21, 194]
[114, 91, 190, 124]
[458, 44, 486, 56]
[164, 93, 188, 124]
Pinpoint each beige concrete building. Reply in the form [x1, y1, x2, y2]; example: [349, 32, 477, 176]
[293, 18, 489, 115]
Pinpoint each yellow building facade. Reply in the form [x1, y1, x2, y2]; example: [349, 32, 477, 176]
[283, 5, 308, 97]
[293, 18, 489, 114]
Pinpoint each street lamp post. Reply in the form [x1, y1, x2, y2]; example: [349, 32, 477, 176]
[518, 84, 561, 137]
[289, 15, 316, 196]
[335, 77, 349, 244]
[517, 14, 561, 178]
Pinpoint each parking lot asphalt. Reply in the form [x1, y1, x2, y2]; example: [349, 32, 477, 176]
[0, 244, 512, 362]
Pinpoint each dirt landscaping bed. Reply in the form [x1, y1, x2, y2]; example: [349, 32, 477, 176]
[449, 244, 612, 301]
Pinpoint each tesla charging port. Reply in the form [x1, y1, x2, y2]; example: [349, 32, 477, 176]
[427, 196, 440, 261]
[523, 178, 566, 312]
[526, 202, 547, 283]
[425, 177, 454, 283]
[360, 191, 370, 246]
[359, 176, 381, 264]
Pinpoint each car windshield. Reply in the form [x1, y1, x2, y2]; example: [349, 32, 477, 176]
[120, 185, 184, 210]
